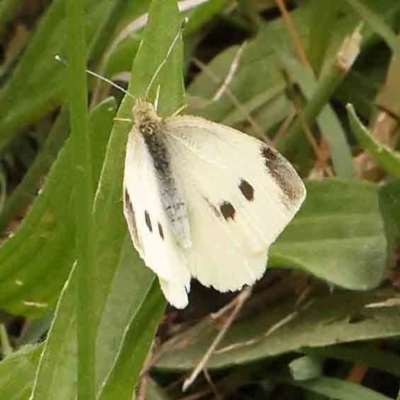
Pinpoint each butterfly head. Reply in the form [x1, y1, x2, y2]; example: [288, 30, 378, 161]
[132, 99, 162, 136]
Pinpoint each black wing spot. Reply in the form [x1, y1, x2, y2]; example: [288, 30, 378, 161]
[239, 179, 254, 201]
[124, 189, 133, 212]
[158, 222, 164, 240]
[144, 210, 152, 232]
[260, 145, 304, 204]
[261, 146, 278, 164]
[220, 201, 236, 221]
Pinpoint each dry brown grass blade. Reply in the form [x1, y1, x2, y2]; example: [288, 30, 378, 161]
[182, 287, 252, 392]
[273, 0, 310, 68]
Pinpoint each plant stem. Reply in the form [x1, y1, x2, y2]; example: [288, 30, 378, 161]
[66, 0, 95, 399]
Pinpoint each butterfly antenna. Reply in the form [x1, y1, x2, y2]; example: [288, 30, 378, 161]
[144, 17, 188, 98]
[55, 55, 135, 100]
[154, 85, 161, 111]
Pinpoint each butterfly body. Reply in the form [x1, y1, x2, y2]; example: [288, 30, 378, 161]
[133, 99, 191, 249]
[123, 99, 306, 308]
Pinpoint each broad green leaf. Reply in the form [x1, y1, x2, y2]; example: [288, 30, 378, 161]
[154, 289, 400, 371]
[347, 104, 400, 178]
[0, 98, 116, 317]
[378, 179, 400, 257]
[29, 268, 78, 400]
[0, 345, 42, 400]
[270, 180, 386, 290]
[29, 242, 156, 400]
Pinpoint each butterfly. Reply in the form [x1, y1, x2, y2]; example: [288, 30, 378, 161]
[123, 98, 306, 308]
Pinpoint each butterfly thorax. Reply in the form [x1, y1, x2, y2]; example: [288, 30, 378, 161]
[132, 99, 192, 249]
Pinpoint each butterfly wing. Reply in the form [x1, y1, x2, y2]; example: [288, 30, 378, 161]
[163, 115, 306, 291]
[123, 131, 191, 308]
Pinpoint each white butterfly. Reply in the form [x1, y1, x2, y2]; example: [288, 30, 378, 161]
[123, 98, 306, 308]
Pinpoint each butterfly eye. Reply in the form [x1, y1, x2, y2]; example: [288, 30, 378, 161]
[219, 201, 236, 221]
[239, 179, 255, 201]
[144, 210, 152, 232]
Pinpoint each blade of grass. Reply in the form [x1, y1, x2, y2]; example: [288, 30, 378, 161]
[66, 0, 95, 399]
[87, 0, 130, 67]
[305, 344, 400, 378]
[0, 344, 42, 399]
[277, 26, 361, 175]
[289, 376, 392, 400]
[97, 281, 164, 400]
[347, 104, 400, 178]
[97, 0, 185, 396]
[307, 1, 339, 76]
[344, 0, 400, 55]
[283, 57, 356, 179]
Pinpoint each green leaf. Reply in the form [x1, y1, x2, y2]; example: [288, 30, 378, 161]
[378, 179, 400, 257]
[66, 0, 96, 396]
[347, 104, 400, 178]
[0, 345, 42, 400]
[0, 110, 69, 231]
[344, 0, 400, 55]
[307, 1, 339, 76]
[96, 0, 184, 394]
[97, 276, 164, 400]
[185, 0, 232, 34]
[270, 180, 386, 290]
[0, 0, 126, 151]
[0, 98, 116, 317]
[282, 58, 356, 179]
[290, 376, 392, 400]
[30, 0, 184, 398]
[29, 267, 78, 400]
[154, 289, 400, 371]
[29, 241, 158, 400]
[289, 356, 323, 381]
[145, 379, 171, 400]
[306, 343, 400, 378]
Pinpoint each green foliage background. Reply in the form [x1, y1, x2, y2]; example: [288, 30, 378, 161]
[0, 0, 400, 399]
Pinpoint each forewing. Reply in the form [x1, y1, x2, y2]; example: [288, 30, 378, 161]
[163, 115, 306, 291]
